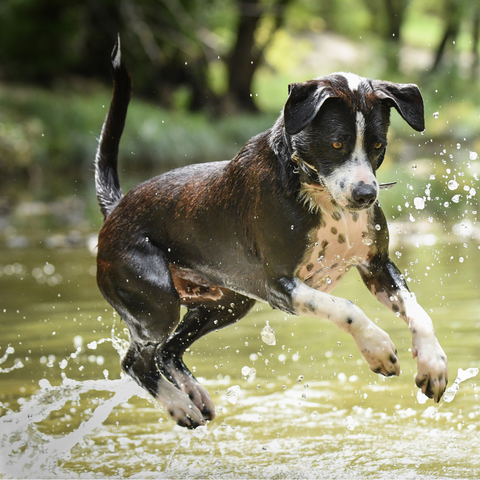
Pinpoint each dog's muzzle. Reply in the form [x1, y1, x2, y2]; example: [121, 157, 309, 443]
[351, 183, 377, 209]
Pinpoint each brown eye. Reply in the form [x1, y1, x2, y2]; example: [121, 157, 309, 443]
[374, 142, 383, 149]
[332, 142, 343, 149]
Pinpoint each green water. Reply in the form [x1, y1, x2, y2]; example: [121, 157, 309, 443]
[0, 231, 479, 478]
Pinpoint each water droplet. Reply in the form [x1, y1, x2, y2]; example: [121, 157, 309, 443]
[226, 385, 241, 404]
[395, 251, 402, 258]
[452, 194, 461, 203]
[414, 197, 425, 210]
[43, 263, 55, 275]
[261, 322, 276, 345]
[409, 213, 416, 223]
[456, 143, 461, 149]
[433, 112, 439, 119]
[346, 415, 356, 430]
[362, 238, 373, 246]
[325, 277, 332, 284]
[416, 390, 429, 404]
[241, 366, 256, 378]
[448, 180, 459, 190]
[469, 151, 478, 161]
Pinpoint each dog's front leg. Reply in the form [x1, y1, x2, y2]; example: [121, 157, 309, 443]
[358, 258, 448, 402]
[272, 278, 401, 377]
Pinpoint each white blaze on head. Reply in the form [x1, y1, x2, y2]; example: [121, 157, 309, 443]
[340, 72, 364, 91]
[354, 111, 366, 157]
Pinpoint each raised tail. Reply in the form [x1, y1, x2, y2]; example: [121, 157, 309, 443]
[94, 36, 132, 220]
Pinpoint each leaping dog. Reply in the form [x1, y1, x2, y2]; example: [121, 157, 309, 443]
[95, 40, 448, 428]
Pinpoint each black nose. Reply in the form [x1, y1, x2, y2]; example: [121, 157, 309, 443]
[351, 183, 377, 208]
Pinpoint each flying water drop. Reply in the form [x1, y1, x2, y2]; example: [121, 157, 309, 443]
[261, 322, 276, 345]
[225, 385, 241, 404]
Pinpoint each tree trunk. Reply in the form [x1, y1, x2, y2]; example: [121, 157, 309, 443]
[471, 3, 480, 80]
[226, 0, 263, 112]
[431, 0, 463, 72]
[225, 0, 291, 113]
[383, 0, 408, 74]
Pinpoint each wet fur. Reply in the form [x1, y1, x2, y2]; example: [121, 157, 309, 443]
[95, 43, 448, 428]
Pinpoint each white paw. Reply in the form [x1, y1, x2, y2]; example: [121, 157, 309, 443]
[354, 323, 400, 377]
[413, 337, 448, 403]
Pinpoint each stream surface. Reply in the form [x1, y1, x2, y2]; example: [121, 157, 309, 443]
[0, 228, 479, 479]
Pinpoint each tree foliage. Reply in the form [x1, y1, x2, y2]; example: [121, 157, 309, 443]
[0, 0, 479, 113]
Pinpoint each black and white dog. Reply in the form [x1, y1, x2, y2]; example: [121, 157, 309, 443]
[95, 41, 448, 428]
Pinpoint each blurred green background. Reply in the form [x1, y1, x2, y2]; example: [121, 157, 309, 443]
[0, 0, 479, 237]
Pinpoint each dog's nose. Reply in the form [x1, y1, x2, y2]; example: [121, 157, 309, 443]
[351, 183, 377, 208]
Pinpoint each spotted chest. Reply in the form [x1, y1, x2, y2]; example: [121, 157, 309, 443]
[295, 200, 376, 293]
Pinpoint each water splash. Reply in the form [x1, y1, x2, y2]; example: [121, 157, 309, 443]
[0, 374, 147, 478]
[0, 346, 24, 374]
[0, 322, 140, 478]
[417, 367, 479, 406]
[443, 367, 479, 403]
[165, 425, 208, 471]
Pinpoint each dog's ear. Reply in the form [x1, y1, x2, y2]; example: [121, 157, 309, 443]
[284, 81, 333, 135]
[373, 81, 425, 132]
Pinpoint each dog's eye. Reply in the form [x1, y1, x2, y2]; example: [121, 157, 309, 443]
[332, 142, 343, 149]
[374, 142, 383, 149]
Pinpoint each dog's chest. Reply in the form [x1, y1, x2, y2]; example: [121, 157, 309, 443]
[296, 206, 373, 293]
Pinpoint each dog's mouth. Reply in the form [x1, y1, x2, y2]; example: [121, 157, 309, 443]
[344, 200, 376, 212]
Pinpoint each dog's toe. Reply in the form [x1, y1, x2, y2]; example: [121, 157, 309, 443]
[156, 379, 207, 428]
[176, 413, 206, 429]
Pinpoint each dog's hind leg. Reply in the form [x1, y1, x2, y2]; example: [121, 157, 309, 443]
[97, 246, 207, 428]
[157, 291, 256, 421]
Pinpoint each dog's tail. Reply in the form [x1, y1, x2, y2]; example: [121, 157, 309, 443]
[94, 36, 131, 220]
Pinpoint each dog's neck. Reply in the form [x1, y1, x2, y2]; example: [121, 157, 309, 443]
[298, 182, 333, 215]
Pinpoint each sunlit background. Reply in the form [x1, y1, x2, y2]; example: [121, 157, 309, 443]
[1, 0, 480, 478]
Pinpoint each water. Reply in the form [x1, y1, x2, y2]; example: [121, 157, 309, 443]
[1, 231, 480, 478]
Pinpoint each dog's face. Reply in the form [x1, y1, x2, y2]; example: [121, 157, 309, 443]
[283, 73, 425, 210]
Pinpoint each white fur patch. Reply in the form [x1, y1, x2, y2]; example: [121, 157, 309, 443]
[340, 72, 364, 91]
[353, 111, 366, 158]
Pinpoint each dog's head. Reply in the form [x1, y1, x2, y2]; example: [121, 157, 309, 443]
[283, 72, 424, 211]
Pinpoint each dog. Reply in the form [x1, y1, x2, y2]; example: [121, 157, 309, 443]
[95, 40, 448, 429]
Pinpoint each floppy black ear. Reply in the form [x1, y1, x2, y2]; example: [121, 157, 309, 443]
[373, 81, 425, 132]
[284, 80, 333, 135]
